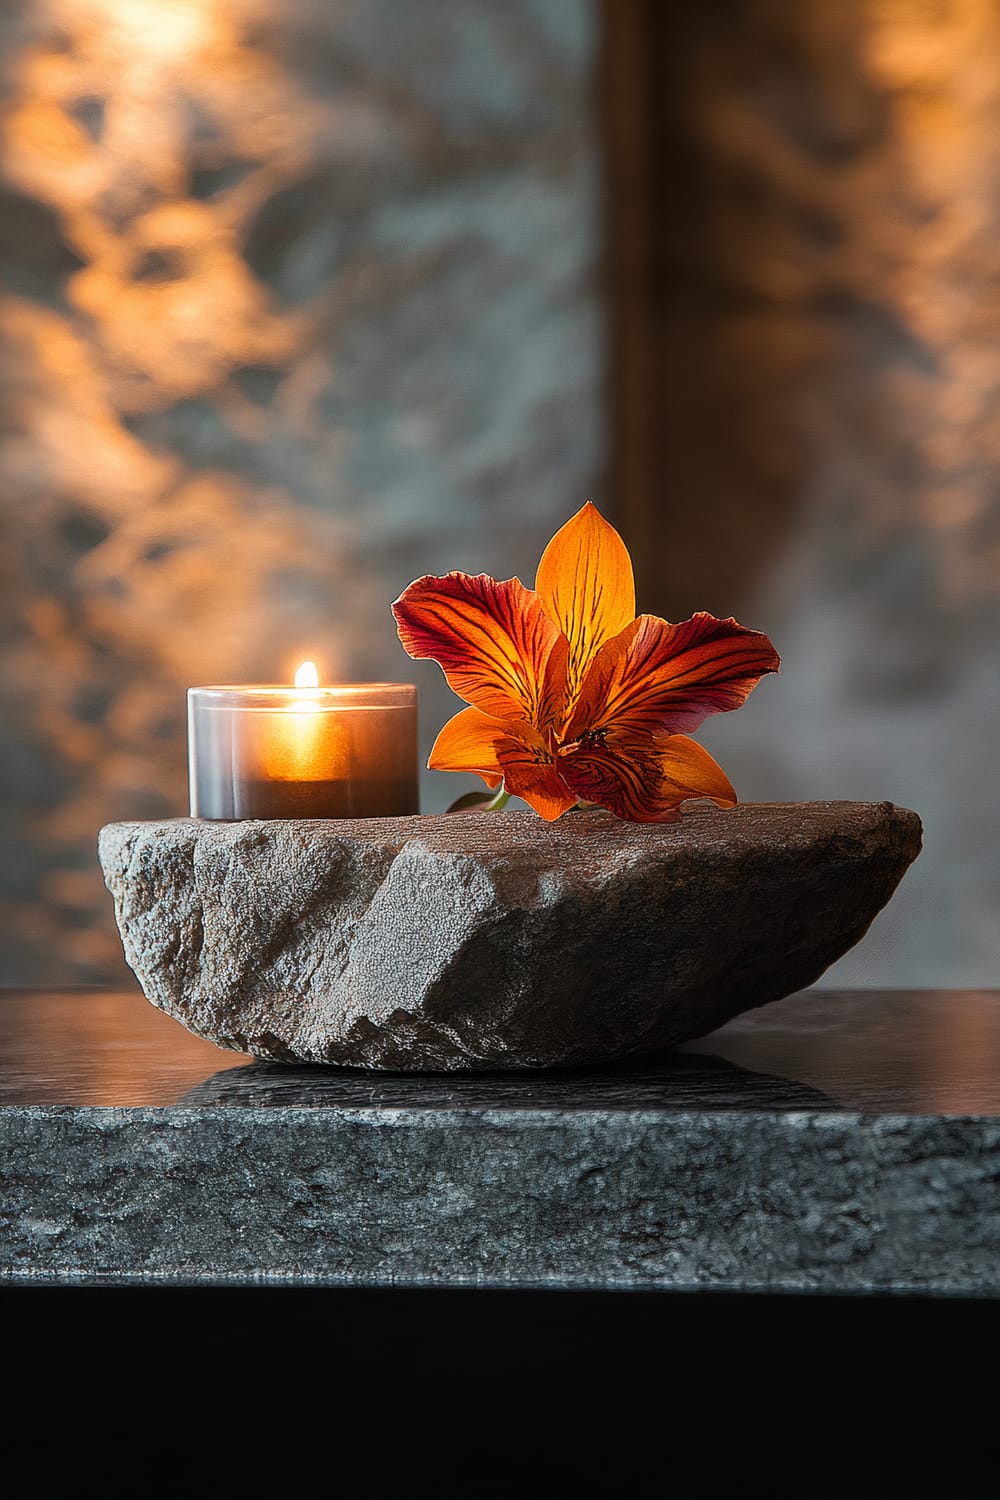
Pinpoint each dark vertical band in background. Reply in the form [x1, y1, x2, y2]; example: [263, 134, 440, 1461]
[598, 0, 657, 613]
[599, 3, 817, 620]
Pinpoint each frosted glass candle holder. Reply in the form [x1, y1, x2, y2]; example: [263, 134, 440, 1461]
[188, 682, 419, 819]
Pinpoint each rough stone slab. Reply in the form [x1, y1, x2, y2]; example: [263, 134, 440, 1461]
[3, 1105, 999, 1293]
[98, 802, 921, 1070]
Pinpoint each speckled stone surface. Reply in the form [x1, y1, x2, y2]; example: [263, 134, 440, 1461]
[5, 1105, 999, 1292]
[97, 801, 922, 1070]
[2, 987, 999, 1292]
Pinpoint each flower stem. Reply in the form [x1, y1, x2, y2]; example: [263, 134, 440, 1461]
[487, 786, 511, 812]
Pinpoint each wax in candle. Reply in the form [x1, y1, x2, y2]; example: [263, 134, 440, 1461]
[188, 675, 418, 819]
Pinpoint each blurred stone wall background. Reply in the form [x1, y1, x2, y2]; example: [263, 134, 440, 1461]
[2, 0, 998, 993]
[616, 0, 1000, 987]
[0, 0, 604, 984]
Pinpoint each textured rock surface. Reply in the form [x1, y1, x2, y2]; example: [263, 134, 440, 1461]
[98, 802, 921, 1071]
[6, 1105, 1000, 1293]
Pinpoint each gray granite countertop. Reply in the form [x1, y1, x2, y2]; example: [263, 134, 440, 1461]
[2, 987, 999, 1292]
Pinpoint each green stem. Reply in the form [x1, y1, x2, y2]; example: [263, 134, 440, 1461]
[486, 786, 511, 812]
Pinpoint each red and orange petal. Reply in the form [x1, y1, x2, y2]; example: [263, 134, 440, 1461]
[534, 501, 636, 708]
[565, 611, 780, 742]
[429, 708, 577, 820]
[428, 706, 505, 789]
[392, 571, 568, 728]
[495, 725, 578, 822]
[654, 732, 737, 807]
[558, 728, 736, 823]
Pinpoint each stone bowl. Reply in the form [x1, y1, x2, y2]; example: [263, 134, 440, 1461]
[98, 801, 921, 1072]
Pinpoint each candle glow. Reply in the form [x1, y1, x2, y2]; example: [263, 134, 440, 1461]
[260, 663, 331, 782]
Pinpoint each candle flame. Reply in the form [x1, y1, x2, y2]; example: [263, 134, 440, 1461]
[294, 660, 319, 689]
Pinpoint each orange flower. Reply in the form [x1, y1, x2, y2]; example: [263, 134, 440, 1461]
[392, 503, 779, 823]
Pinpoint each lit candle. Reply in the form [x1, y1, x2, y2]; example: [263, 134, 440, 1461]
[187, 664, 419, 819]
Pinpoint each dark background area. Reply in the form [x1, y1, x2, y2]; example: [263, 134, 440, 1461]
[6, 1286, 998, 1491]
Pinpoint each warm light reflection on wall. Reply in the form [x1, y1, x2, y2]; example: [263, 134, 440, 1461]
[0, 0, 602, 985]
[0, 0, 350, 978]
